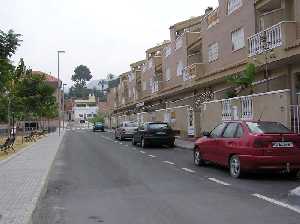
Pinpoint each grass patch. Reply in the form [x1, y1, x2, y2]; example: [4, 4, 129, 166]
[0, 135, 42, 161]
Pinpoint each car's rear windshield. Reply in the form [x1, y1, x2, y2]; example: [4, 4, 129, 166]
[246, 122, 291, 134]
[149, 123, 169, 129]
[124, 122, 137, 127]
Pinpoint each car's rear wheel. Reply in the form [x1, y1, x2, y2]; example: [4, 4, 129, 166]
[168, 142, 175, 148]
[141, 138, 147, 148]
[194, 149, 204, 166]
[288, 170, 300, 179]
[132, 137, 137, 146]
[229, 155, 242, 178]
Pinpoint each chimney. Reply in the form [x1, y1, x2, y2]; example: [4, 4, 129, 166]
[205, 7, 213, 15]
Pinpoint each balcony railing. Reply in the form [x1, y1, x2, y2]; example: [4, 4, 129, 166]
[182, 63, 205, 81]
[248, 22, 283, 57]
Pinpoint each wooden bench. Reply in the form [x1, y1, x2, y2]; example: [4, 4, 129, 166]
[24, 132, 36, 142]
[0, 137, 16, 154]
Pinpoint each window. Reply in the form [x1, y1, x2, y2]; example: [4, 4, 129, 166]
[246, 122, 291, 134]
[228, 0, 242, 15]
[149, 123, 169, 130]
[175, 36, 183, 50]
[124, 122, 138, 127]
[231, 28, 245, 51]
[166, 67, 171, 81]
[210, 123, 227, 138]
[236, 125, 244, 138]
[142, 81, 147, 91]
[208, 42, 219, 63]
[223, 123, 238, 138]
[177, 61, 183, 76]
[165, 46, 172, 57]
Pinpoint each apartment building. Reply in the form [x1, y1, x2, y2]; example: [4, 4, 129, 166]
[107, 0, 300, 137]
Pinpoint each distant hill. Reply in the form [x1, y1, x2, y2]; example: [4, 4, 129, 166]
[87, 79, 108, 90]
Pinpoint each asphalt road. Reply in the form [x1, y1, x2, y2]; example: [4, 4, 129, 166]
[33, 127, 300, 224]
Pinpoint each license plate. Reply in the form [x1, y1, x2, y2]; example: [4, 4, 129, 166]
[272, 142, 294, 148]
[156, 132, 166, 135]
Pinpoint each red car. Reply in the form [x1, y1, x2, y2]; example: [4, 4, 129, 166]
[194, 121, 300, 178]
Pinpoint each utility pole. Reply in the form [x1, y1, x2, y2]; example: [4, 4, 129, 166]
[62, 83, 67, 129]
[57, 50, 65, 136]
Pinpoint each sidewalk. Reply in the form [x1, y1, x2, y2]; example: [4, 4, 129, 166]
[175, 137, 196, 151]
[0, 131, 65, 224]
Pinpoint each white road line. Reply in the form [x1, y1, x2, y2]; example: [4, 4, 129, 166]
[119, 142, 123, 145]
[125, 144, 129, 147]
[148, 155, 156, 158]
[208, 178, 231, 186]
[182, 168, 196, 173]
[252, 193, 300, 214]
[140, 150, 146, 154]
[163, 161, 176, 165]
[114, 141, 118, 143]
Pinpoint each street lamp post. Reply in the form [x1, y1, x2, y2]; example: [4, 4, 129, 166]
[57, 50, 65, 136]
[62, 83, 67, 129]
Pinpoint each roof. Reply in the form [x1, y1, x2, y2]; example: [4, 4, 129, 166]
[169, 16, 204, 31]
[32, 71, 60, 83]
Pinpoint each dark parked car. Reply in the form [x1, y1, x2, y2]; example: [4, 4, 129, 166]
[93, 122, 104, 132]
[132, 122, 175, 148]
[194, 121, 300, 178]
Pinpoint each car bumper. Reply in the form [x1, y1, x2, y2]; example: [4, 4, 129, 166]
[121, 133, 134, 138]
[240, 155, 300, 171]
[144, 136, 175, 145]
[94, 128, 104, 131]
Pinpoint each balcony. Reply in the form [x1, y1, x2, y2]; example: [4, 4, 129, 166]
[248, 21, 297, 57]
[183, 63, 205, 81]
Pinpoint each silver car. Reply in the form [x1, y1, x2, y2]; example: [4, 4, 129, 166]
[115, 121, 138, 140]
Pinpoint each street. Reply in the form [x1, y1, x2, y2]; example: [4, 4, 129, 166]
[32, 125, 300, 224]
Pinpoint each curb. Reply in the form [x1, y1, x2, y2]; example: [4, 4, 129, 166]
[28, 131, 66, 224]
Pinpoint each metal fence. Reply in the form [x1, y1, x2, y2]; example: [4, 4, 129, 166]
[290, 105, 300, 133]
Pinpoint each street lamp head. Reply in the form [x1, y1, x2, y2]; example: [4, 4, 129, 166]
[58, 50, 66, 54]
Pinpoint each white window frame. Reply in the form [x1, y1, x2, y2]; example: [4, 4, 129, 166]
[208, 42, 219, 63]
[228, 0, 242, 15]
[175, 36, 183, 50]
[231, 27, 245, 51]
[176, 61, 184, 76]
[165, 46, 172, 58]
[142, 81, 147, 91]
[165, 67, 171, 81]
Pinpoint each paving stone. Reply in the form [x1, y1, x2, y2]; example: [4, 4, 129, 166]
[0, 132, 65, 224]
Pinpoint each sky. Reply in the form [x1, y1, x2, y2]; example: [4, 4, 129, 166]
[1, 0, 219, 88]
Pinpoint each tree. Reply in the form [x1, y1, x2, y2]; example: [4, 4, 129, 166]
[0, 29, 22, 59]
[106, 73, 115, 80]
[71, 65, 92, 88]
[0, 29, 22, 95]
[226, 63, 256, 97]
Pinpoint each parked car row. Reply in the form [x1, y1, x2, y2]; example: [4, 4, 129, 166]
[98, 119, 300, 179]
[114, 121, 175, 148]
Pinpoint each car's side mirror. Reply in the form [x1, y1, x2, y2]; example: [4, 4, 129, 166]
[203, 131, 210, 137]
